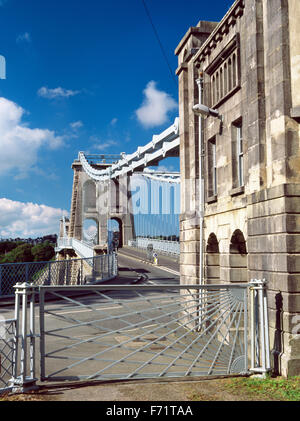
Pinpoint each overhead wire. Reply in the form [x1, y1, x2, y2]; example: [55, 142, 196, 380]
[141, 0, 178, 89]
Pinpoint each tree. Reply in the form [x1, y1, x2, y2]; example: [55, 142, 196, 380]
[1, 244, 33, 263]
[31, 243, 55, 262]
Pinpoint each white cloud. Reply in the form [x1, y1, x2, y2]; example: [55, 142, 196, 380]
[0, 97, 64, 177]
[135, 81, 177, 128]
[90, 136, 119, 151]
[0, 198, 68, 238]
[110, 118, 118, 126]
[16, 32, 31, 44]
[70, 120, 83, 130]
[37, 86, 80, 99]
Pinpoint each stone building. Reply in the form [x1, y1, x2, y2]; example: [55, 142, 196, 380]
[175, 0, 300, 376]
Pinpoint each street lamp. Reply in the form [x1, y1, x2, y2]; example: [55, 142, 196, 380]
[192, 103, 222, 120]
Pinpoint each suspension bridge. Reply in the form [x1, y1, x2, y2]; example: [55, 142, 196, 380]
[55, 117, 181, 261]
[0, 117, 270, 394]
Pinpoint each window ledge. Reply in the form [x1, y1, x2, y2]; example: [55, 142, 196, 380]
[230, 185, 244, 197]
[207, 195, 218, 204]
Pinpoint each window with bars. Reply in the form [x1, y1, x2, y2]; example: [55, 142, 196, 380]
[205, 35, 240, 108]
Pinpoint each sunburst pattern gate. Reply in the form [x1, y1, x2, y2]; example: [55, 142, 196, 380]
[38, 284, 249, 382]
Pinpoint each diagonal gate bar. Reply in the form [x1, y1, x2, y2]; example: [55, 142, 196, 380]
[39, 284, 249, 382]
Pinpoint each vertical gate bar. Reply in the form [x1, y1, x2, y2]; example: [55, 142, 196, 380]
[263, 282, 270, 370]
[250, 286, 255, 369]
[258, 285, 266, 373]
[0, 265, 2, 296]
[81, 259, 83, 285]
[20, 287, 28, 383]
[255, 289, 260, 367]
[244, 287, 248, 372]
[39, 289, 46, 380]
[12, 289, 20, 381]
[29, 289, 36, 380]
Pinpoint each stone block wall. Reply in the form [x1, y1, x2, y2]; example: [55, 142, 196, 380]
[176, 0, 300, 376]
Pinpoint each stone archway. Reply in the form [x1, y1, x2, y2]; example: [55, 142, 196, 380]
[229, 229, 248, 283]
[108, 217, 123, 249]
[205, 233, 220, 284]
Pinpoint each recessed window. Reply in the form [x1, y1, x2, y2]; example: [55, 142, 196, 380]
[205, 35, 241, 107]
[232, 120, 244, 189]
[208, 137, 217, 197]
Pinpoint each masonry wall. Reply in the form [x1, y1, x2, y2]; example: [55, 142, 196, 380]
[176, 0, 300, 376]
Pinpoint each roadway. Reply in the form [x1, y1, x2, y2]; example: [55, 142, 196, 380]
[116, 246, 180, 286]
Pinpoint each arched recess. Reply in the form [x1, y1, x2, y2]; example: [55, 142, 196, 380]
[108, 217, 123, 249]
[205, 233, 220, 284]
[83, 218, 98, 244]
[83, 180, 96, 212]
[229, 229, 248, 283]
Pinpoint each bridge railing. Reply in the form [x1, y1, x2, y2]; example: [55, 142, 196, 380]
[128, 237, 180, 255]
[0, 253, 118, 297]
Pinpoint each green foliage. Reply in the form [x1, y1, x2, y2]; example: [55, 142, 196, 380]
[0, 241, 55, 264]
[0, 241, 23, 254]
[224, 375, 300, 401]
[0, 243, 33, 263]
[31, 242, 55, 262]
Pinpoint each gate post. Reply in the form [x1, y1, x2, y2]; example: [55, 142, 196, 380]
[249, 279, 271, 376]
[10, 283, 38, 393]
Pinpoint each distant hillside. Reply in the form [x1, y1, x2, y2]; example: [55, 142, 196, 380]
[0, 240, 56, 264]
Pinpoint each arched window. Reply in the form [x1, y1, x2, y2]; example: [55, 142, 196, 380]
[83, 180, 96, 212]
[229, 229, 247, 283]
[212, 75, 215, 105]
[206, 233, 220, 284]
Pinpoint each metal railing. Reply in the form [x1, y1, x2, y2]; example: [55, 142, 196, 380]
[55, 237, 94, 258]
[0, 318, 16, 393]
[0, 253, 118, 297]
[129, 237, 180, 255]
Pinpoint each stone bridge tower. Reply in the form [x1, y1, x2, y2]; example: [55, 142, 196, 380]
[68, 158, 135, 249]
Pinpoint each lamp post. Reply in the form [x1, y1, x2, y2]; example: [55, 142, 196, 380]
[193, 70, 223, 329]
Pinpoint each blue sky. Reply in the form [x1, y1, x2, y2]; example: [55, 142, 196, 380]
[0, 0, 232, 238]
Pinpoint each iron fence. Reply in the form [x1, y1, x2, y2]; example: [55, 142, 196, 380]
[0, 253, 118, 297]
[129, 238, 180, 255]
[0, 318, 16, 393]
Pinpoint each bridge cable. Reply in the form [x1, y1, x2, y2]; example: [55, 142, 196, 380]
[141, 0, 178, 89]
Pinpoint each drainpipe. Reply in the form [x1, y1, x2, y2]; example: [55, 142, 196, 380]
[196, 71, 205, 288]
[195, 71, 204, 330]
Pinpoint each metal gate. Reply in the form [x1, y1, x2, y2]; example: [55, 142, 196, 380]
[0, 280, 270, 392]
[38, 284, 251, 382]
